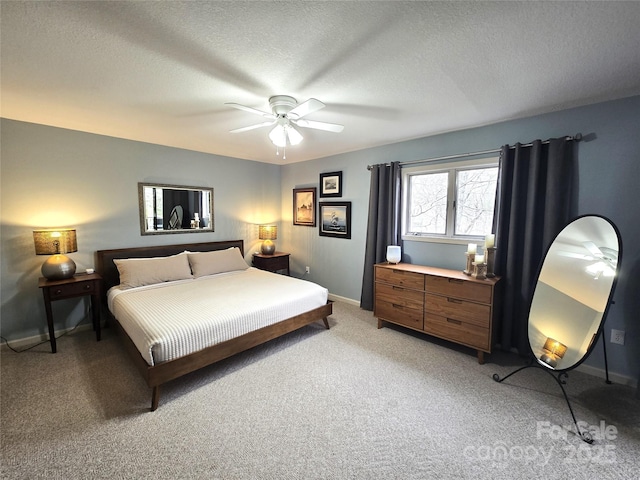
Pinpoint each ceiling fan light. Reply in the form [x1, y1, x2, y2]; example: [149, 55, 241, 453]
[287, 125, 303, 145]
[269, 125, 287, 147]
[586, 261, 615, 278]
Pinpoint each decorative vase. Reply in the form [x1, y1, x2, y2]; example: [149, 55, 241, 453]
[386, 245, 401, 264]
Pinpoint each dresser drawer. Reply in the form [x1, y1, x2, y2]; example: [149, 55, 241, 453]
[375, 267, 425, 290]
[375, 300, 424, 330]
[425, 275, 492, 304]
[375, 283, 424, 310]
[48, 280, 97, 299]
[424, 313, 490, 351]
[425, 293, 491, 328]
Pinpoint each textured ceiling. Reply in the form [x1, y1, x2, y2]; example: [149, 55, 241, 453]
[2, 1, 640, 165]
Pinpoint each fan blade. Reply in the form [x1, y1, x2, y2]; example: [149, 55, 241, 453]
[225, 103, 275, 119]
[289, 98, 325, 118]
[583, 241, 603, 258]
[294, 118, 344, 133]
[230, 120, 275, 133]
[557, 251, 594, 261]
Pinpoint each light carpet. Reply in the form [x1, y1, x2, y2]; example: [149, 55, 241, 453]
[1, 301, 639, 479]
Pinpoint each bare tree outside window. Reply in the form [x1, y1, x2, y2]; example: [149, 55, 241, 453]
[404, 159, 498, 240]
[409, 172, 448, 234]
[455, 167, 498, 236]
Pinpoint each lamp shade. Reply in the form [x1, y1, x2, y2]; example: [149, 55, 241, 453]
[259, 225, 277, 240]
[286, 125, 303, 145]
[33, 229, 78, 280]
[33, 229, 77, 255]
[269, 125, 287, 147]
[269, 124, 303, 147]
[542, 337, 567, 359]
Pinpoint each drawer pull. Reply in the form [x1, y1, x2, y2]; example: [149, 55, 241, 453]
[55, 289, 62, 295]
[448, 278, 464, 284]
[446, 318, 462, 325]
[392, 303, 404, 309]
[84, 284, 91, 290]
[447, 298, 463, 304]
[392, 286, 404, 291]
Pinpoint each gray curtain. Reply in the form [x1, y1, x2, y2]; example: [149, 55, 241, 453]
[493, 138, 576, 353]
[360, 162, 402, 310]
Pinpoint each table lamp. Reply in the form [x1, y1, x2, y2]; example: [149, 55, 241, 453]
[33, 229, 78, 280]
[540, 337, 567, 368]
[259, 225, 277, 255]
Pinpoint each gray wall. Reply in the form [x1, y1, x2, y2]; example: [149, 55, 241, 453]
[2, 95, 638, 383]
[281, 95, 640, 383]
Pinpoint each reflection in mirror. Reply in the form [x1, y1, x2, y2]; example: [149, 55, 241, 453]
[494, 215, 622, 443]
[528, 215, 621, 372]
[138, 183, 214, 235]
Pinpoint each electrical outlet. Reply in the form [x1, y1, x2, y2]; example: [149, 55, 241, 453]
[305, 266, 310, 274]
[611, 329, 625, 345]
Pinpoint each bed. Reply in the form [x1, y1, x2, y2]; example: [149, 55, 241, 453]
[96, 240, 332, 411]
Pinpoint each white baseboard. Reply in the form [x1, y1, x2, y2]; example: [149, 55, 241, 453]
[1, 323, 93, 352]
[328, 293, 360, 307]
[576, 362, 638, 389]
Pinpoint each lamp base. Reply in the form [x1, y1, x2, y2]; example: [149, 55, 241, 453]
[539, 353, 558, 368]
[261, 240, 275, 255]
[41, 254, 76, 280]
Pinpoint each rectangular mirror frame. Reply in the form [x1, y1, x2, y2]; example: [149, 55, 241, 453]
[138, 182, 214, 235]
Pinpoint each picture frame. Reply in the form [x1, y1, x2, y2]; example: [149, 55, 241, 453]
[319, 171, 343, 198]
[319, 201, 351, 239]
[293, 187, 316, 226]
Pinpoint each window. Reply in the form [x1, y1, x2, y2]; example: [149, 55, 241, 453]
[403, 157, 499, 242]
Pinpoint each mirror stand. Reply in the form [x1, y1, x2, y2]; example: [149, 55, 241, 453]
[493, 364, 594, 443]
[601, 334, 612, 385]
[492, 215, 621, 445]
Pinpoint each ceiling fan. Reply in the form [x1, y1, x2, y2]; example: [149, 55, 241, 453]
[557, 241, 618, 279]
[226, 96, 344, 154]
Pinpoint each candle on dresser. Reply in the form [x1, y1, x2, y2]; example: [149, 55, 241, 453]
[467, 243, 477, 254]
[475, 254, 485, 264]
[485, 234, 495, 248]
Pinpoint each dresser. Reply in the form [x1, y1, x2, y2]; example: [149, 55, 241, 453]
[374, 263, 501, 364]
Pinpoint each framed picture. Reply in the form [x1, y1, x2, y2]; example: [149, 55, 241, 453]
[319, 171, 343, 198]
[319, 201, 351, 239]
[293, 187, 316, 226]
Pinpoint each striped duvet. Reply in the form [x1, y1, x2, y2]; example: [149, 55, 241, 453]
[108, 267, 328, 366]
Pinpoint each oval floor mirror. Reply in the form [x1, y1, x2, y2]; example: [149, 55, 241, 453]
[494, 214, 622, 443]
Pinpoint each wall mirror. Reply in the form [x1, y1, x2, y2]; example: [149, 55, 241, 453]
[528, 215, 621, 372]
[494, 214, 622, 443]
[138, 183, 214, 235]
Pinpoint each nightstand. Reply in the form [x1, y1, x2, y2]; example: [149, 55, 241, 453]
[38, 273, 103, 353]
[252, 252, 290, 275]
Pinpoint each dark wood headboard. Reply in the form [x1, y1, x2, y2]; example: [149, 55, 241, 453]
[95, 240, 244, 298]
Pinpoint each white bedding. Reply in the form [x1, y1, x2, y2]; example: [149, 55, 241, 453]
[108, 267, 328, 366]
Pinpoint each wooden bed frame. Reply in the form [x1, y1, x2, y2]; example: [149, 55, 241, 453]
[95, 240, 332, 411]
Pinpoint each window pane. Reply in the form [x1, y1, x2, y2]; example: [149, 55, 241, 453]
[409, 172, 448, 234]
[455, 167, 498, 236]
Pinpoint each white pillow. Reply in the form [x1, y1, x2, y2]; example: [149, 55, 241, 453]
[187, 247, 249, 278]
[114, 251, 192, 288]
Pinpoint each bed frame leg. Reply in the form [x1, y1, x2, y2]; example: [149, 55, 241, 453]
[151, 386, 160, 411]
[322, 317, 330, 329]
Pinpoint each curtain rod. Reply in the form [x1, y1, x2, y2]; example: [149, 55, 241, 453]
[366, 133, 582, 170]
